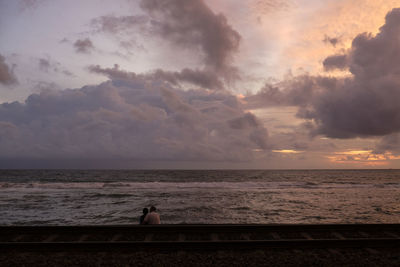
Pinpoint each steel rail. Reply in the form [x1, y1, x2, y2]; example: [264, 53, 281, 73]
[0, 238, 399, 251]
[0, 224, 398, 252]
[1, 223, 399, 233]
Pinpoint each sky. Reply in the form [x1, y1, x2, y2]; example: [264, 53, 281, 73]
[1, 0, 400, 169]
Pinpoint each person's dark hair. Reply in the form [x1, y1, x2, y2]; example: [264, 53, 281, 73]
[150, 206, 156, 212]
[143, 208, 149, 214]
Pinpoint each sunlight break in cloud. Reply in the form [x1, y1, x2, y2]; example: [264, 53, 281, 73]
[327, 150, 400, 166]
[272, 149, 304, 154]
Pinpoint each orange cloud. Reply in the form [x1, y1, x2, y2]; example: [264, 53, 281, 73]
[278, 0, 400, 76]
[326, 150, 400, 166]
[273, 149, 304, 153]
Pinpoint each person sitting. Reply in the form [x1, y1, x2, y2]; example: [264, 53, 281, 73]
[139, 208, 148, 225]
[143, 206, 160, 224]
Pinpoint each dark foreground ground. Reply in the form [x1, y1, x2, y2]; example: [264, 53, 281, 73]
[1, 248, 399, 267]
[1, 224, 399, 266]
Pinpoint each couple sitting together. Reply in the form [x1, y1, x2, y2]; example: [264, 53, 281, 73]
[139, 206, 160, 224]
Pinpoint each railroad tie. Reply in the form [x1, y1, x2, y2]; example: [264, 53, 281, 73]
[300, 232, 313, 240]
[240, 233, 250, 240]
[365, 248, 380, 255]
[210, 233, 219, 241]
[358, 231, 369, 238]
[110, 234, 122, 242]
[145, 233, 154, 242]
[178, 233, 185, 241]
[270, 232, 281, 240]
[78, 234, 89, 242]
[331, 232, 345, 240]
[384, 231, 400, 238]
[328, 249, 342, 255]
[43, 235, 58, 242]
[12, 235, 25, 242]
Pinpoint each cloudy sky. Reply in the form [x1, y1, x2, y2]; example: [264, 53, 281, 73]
[1, 0, 400, 169]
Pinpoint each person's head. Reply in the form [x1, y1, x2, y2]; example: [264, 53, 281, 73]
[143, 208, 148, 215]
[150, 206, 156, 212]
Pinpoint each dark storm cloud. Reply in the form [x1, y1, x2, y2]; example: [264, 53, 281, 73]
[90, 0, 243, 70]
[89, 64, 223, 89]
[147, 68, 224, 89]
[229, 112, 260, 130]
[90, 15, 149, 55]
[38, 58, 73, 76]
[323, 35, 341, 47]
[74, 38, 95, 54]
[38, 58, 51, 72]
[228, 112, 268, 149]
[248, 8, 400, 139]
[322, 54, 348, 71]
[375, 133, 400, 154]
[0, 65, 268, 162]
[139, 0, 241, 75]
[245, 74, 322, 108]
[159, 68, 224, 89]
[311, 8, 400, 137]
[0, 54, 18, 86]
[89, 0, 241, 82]
[88, 64, 138, 80]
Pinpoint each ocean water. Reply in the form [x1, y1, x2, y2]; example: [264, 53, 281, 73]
[0, 169, 399, 225]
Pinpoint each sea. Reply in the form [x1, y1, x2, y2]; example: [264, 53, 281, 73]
[0, 169, 399, 225]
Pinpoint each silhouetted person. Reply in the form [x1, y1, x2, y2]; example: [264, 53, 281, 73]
[143, 206, 160, 224]
[139, 208, 148, 225]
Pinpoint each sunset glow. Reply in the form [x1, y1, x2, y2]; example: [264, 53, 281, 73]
[327, 150, 400, 166]
[1, 0, 400, 168]
[272, 150, 304, 154]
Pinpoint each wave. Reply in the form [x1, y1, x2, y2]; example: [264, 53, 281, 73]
[1, 181, 399, 190]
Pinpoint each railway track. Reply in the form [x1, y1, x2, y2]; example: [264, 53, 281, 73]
[0, 224, 399, 251]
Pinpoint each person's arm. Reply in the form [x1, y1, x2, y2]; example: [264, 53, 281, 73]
[143, 214, 149, 224]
